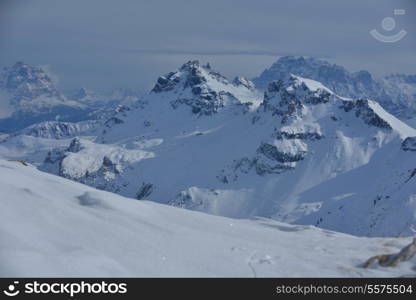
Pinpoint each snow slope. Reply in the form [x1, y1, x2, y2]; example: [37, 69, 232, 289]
[296, 138, 416, 236]
[1, 159, 415, 277]
[3, 61, 416, 237]
[36, 66, 416, 236]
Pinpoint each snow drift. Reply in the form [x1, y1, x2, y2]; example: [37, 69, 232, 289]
[1, 159, 415, 277]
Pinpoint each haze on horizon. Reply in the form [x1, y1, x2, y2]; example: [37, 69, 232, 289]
[0, 0, 415, 93]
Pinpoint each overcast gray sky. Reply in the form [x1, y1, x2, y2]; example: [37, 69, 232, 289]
[0, 0, 415, 93]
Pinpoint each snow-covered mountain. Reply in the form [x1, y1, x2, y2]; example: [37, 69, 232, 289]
[0, 104, 134, 163]
[11, 120, 97, 139]
[253, 56, 416, 123]
[30, 60, 416, 237]
[296, 136, 416, 237]
[0, 62, 138, 133]
[0, 62, 87, 132]
[2, 159, 415, 277]
[0, 62, 65, 106]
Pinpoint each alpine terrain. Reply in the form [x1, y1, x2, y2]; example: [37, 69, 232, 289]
[1, 57, 416, 277]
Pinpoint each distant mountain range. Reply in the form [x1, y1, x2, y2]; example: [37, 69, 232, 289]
[253, 56, 416, 123]
[1, 57, 416, 237]
[0, 62, 141, 132]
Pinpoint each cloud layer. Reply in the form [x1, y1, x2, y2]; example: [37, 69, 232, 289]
[0, 0, 415, 92]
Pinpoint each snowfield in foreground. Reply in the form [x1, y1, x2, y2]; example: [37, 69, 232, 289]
[1, 160, 415, 277]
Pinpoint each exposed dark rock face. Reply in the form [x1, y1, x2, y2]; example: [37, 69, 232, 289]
[232, 76, 255, 91]
[151, 60, 255, 116]
[254, 160, 293, 176]
[261, 77, 331, 120]
[152, 72, 182, 93]
[217, 76, 334, 183]
[257, 143, 306, 163]
[102, 156, 121, 174]
[402, 137, 416, 151]
[274, 131, 323, 141]
[217, 154, 294, 182]
[136, 183, 154, 200]
[104, 116, 124, 127]
[253, 55, 416, 121]
[152, 61, 203, 94]
[67, 138, 82, 153]
[341, 99, 392, 129]
[171, 91, 243, 116]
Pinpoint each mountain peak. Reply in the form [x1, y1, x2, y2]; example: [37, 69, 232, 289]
[12, 61, 27, 68]
[1, 61, 63, 103]
[253, 56, 350, 91]
[179, 60, 201, 70]
[259, 74, 416, 138]
[152, 60, 230, 94]
[150, 61, 259, 115]
[261, 75, 333, 117]
[252, 56, 416, 121]
[272, 56, 332, 67]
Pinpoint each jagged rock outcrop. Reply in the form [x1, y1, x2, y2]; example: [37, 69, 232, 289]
[151, 60, 259, 115]
[364, 238, 416, 267]
[341, 99, 392, 129]
[41, 138, 153, 194]
[402, 137, 416, 151]
[0, 61, 64, 104]
[257, 142, 306, 163]
[136, 183, 154, 200]
[253, 56, 416, 121]
[261, 76, 332, 121]
[232, 76, 255, 91]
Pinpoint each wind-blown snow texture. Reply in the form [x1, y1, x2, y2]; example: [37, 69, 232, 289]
[1, 160, 415, 277]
